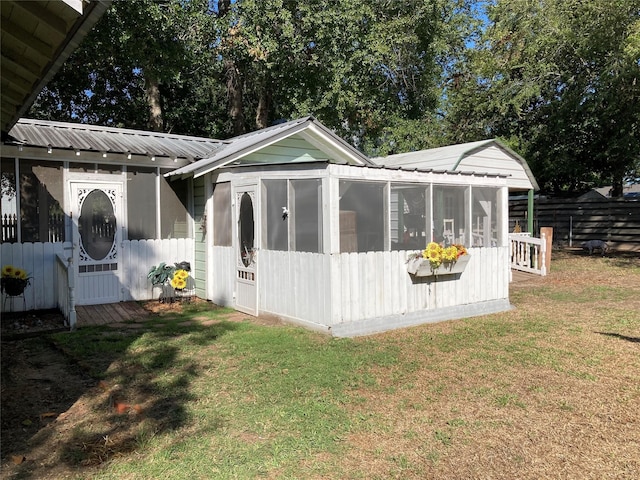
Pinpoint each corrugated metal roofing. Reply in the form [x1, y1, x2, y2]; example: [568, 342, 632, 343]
[8, 118, 226, 160]
[373, 139, 539, 191]
[166, 116, 373, 178]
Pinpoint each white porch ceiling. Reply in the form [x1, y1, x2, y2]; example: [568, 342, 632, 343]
[1, 0, 111, 136]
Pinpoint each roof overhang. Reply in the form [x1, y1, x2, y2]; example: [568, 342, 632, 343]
[166, 117, 373, 180]
[1, 0, 112, 137]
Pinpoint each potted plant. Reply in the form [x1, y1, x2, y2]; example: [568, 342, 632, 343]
[147, 261, 192, 302]
[407, 242, 470, 277]
[1, 265, 31, 296]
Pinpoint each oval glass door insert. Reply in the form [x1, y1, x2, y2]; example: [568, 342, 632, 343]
[79, 189, 116, 261]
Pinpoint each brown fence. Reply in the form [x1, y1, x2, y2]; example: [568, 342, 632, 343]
[509, 197, 640, 251]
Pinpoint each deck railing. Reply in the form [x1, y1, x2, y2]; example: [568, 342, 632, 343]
[509, 233, 547, 276]
[55, 251, 76, 330]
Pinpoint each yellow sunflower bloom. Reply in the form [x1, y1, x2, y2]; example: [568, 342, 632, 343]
[171, 277, 187, 290]
[2, 265, 15, 277]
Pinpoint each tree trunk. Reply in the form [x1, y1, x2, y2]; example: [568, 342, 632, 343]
[610, 174, 624, 198]
[145, 73, 163, 132]
[255, 76, 271, 130]
[218, 0, 244, 136]
[226, 59, 245, 135]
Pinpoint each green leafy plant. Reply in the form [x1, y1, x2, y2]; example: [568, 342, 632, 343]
[147, 263, 176, 286]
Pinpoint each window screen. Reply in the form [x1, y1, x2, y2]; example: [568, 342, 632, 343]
[262, 180, 288, 251]
[160, 177, 189, 239]
[127, 167, 156, 240]
[213, 182, 232, 246]
[1, 158, 17, 243]
[433, 185, 467, 246]
[471, 187, 500, 247]
[291, 179, 322, 253]
[2, 159, 65, 243]
[390, 184, 429, 251]
[339, 181, 385, 253]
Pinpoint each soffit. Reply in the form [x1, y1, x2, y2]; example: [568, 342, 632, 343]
[1, 0, 111, 136]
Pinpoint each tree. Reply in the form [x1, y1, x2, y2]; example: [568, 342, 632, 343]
[445, 0, 640, 196]
[30, 0, 466, 151]
[29, 0, 226, 136]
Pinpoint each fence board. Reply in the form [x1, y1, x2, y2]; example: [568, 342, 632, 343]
[510, 197, 640, 249]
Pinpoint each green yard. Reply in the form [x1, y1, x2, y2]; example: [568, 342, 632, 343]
[2, 250, 639, 479]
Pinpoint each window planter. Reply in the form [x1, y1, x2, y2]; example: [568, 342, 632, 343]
[407, 254, 471, 277]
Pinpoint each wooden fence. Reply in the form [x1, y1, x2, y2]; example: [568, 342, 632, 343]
[510, 197, 640, 251]
[1, 239, 193, 314]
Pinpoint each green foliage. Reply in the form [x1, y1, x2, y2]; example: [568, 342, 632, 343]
[445, 0, 640, 195]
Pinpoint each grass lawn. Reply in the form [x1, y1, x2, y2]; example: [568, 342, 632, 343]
[3, 250, 639, 479]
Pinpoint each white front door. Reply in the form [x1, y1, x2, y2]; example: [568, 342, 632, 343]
[234, 184, 258, 315]
[71, 181, 123, 305]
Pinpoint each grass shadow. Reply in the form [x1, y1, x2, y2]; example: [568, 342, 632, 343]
[596, 332, 640, 343]
[2, 301, 242, 477]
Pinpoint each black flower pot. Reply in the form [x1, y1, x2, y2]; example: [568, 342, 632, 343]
[1, 278, 29, 296]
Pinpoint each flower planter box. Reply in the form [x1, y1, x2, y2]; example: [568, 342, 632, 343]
[407, 254, 471, 277]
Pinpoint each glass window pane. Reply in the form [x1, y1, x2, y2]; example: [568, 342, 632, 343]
[291, 179, 322, 253]
[262, 180, 288, 251]
[160, 177, 189, 239]
[433, 185, 467, 246]
[390, 184, 428, 251]
[127, 167, 157, 240]
[339, 181, 385, 253]
[472, 187, 499, 247]
[213, 182, 232, 246]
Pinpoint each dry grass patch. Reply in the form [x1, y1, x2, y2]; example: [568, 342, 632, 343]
[335, 251, 640, 479]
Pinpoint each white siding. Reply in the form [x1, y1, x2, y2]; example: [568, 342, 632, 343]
[1, 239, 194, 313]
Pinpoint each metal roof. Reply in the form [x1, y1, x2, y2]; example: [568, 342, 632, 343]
[373, 139, 539, 191]
[8, 118, 226, 160]
[1, 0, 111, 136]
[166, 116, 373, 178]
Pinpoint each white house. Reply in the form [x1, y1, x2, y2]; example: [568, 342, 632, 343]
[2, 117, 513, 336]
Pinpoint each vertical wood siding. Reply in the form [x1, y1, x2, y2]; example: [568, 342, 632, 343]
[1, 239, 194, 312]
[209, 246, 235, 306]
[193, 177, 207, 299]
[206, 246, 509, 330]
[1, 241, 64, 311]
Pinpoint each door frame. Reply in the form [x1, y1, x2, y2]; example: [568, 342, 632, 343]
[232, 182, 259, 316]
[68, 174, 125, 305]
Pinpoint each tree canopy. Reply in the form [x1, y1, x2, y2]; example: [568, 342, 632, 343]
[28, 0, 640, 196]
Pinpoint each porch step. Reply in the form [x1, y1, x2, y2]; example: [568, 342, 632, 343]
[76, 302, 149, 327]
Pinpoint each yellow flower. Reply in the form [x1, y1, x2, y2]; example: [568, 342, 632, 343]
[443, 246, 459, 262]
[174, 269, 189, 280]
[2, 265, 15, 278]
[171, 276, 187, 290]
[14, 268, 27, 279]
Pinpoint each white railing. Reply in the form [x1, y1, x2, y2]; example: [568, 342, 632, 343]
[509, 233, 547, 276]
[55, 252, 76, 330]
